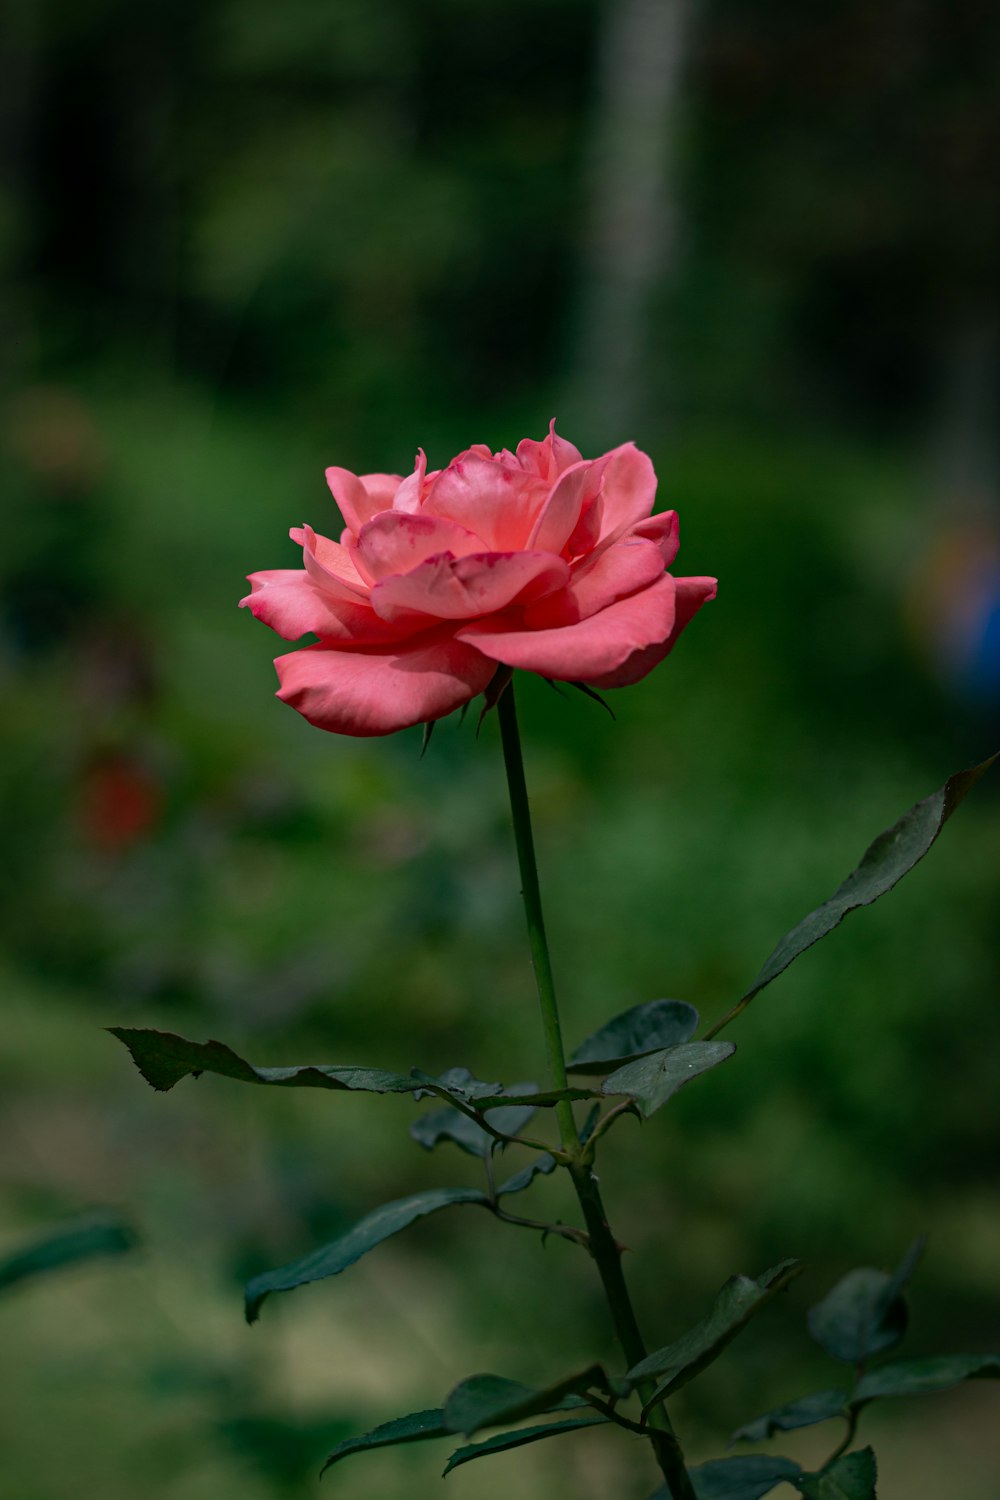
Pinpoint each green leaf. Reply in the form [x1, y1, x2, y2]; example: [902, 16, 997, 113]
[731, 1388, 849, 1443]
[807, 1239, 924, 1365]
[854, 1353, 1000, 1402]
[735, 754, 997, 1013]
[601, 1041, 735, 1118]
[410, 1084, 540, 1158]
[808, 1271, 905, 1365]
[409, 1066, 506, 1102]
[881, 1233, 925, 1305]
[567, 1000, 699, 1074]
[795, 1447, 877, 1499]
[112, 1029, 597, 1111]
[443, 1366, 612, 1436]
[483, 1085, 598, 1108]
[244, 1188, 486, 1323]
[111, 1027, 420, 1096]
[650, 1457, 803, 1500]
[684, 1455, 804, 1500]
[442, 1376, 536, 1435]
[442, 1415, 609, 1475]
[411, 1067, 596, 1110]
[480, 1091, 541, 1139]
[628, 1261, 801, 1402]
[495, 1153, 557, 1197]
[321, 1408, 447, 1475]
[409, 1106, 494, 1158]
[0, 1214, 136, 1294]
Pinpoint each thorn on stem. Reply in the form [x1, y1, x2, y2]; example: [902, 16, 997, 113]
[477, 664, 514, 738]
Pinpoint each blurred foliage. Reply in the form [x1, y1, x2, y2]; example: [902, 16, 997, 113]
[1, 0, 999, 1497]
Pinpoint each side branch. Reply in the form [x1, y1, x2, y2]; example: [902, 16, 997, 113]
[423, 1085, 570, 1163]
[486, 1203, 591, 1250]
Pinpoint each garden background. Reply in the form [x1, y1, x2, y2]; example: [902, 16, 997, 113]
[2, 1, 999, 1496]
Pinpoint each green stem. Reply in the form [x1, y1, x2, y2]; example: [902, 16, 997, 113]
[496, 681, 580, 1156]
[496, 680, 697, 1500]
[702, 995, 748, 1041]
[823, 1405, 859, 1467]
[570, 1163, 697, 1500]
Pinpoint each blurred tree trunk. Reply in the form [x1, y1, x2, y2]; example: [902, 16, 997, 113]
[0, 0, 39, 390]
[570, 0, 693, 444]
[931, 311, 1000, 513]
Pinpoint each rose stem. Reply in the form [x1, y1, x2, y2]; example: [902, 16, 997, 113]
[495, 679, 697, 1500]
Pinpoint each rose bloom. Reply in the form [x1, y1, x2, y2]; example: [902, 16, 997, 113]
[241, 424, 716, 736]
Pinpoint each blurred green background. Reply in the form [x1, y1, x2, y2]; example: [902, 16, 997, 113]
[2, 1, 999, 1496]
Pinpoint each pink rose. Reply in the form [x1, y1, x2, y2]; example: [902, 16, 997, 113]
[240, 423, 716, 736]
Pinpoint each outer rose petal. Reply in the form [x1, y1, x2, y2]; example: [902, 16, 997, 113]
[592, 442, 658, 543]
[630, 509, 679, 567]
[292, 525, 369, 600]
[353, 510, 484, 582]
[325, 466, 387, 533]
[586, 576, 717, 688]
[241, 570, 356, 641]
[274, 631, 495, 737]
[425, 454, 547, 550]
[524, 535, 667, 629]
[371, 550, 569, 622]
[457, 574, 677, 681]
[240, 571, 410, 643]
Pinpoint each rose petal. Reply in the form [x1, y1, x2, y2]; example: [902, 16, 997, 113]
[425, 454, 547, 550]
[371, 550, 570, 622]
[527, 459, 594, 555]
[391, 450, 428, 515]
[586, 576, 717, 687]
[630, 508, 679, 567]
[241, 571, 350, 641]
[523, 535, 667, 629]
[516, 420, 583, 480]
[458, 574, 677, 681]
[565, 488, 605, 557]
[274, 630, 495, 737]
[325, 466, 386, 534]
[354, 511, 484, 583]
[240, 571, 410, 643]
[292, 525, 370, 601]
[358, 472, 403, 511]
[593, 442, 658, 542]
